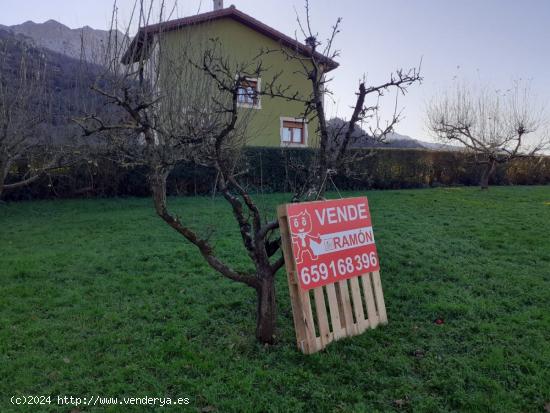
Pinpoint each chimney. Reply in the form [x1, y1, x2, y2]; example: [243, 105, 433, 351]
[213, 0, 223, 11]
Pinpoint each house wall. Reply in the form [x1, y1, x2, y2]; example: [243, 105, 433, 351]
[158, 17, 320, 148]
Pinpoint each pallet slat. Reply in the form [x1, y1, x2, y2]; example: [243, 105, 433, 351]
[337, 280, 356, 336]
[371, 271, 388, 325]
[313, 287, 332, 346]
[277, 206, 310, 352]
[299, 289, 318, 353]
[349, 276, 367, 331]
[361, 273, 379, 328]
[325, 283, 345, 339]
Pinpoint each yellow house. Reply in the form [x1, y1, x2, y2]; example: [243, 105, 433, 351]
[122, 1, 338, 148]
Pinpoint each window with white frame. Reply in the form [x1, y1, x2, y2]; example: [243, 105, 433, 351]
[281, 118, 307, 146]
[237, 77, 261, 108]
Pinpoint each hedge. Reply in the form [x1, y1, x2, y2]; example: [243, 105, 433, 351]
[3, 147, 550, 201]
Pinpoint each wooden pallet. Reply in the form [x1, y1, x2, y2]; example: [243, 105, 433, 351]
[278, 205, 388, 354]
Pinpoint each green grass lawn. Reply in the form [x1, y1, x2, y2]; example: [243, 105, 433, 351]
[1, 186, 550, 412]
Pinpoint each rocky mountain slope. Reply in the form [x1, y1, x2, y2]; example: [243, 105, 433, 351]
[0, 28, 106, 144]
[0, 19, 124, 62]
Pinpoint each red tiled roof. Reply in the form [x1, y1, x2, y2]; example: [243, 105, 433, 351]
[121, 5, 339, 70]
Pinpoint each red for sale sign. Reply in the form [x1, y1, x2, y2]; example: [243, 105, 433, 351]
[285, 197, 380, 291]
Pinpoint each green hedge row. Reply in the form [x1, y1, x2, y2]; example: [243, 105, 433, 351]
[4, 147, 550, 201]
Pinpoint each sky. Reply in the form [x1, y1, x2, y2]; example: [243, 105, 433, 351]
[2, 0, 549, 141]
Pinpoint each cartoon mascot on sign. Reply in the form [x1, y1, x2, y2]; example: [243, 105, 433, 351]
[289, 211, 321, 264]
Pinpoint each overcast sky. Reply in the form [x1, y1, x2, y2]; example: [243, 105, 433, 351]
[2, 0, 549, 141]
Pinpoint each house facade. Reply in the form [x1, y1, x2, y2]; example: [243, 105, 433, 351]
[123, 1, 338, 148]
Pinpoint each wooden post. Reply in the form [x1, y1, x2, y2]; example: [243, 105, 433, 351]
[277, 205, 317, 353]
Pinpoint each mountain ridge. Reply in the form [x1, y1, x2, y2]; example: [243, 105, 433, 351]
[327, 118, 459, 151]
[0, 19, 124, 62]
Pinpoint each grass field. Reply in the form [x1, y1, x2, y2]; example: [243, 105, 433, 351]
[1, 186, 550, 412]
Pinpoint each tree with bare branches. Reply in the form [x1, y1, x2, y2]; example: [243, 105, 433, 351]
[77, 0, 421, 343]
[427, 83, 549, 189]
[258, 1, 422, 199]
[0, 30, 72, 199]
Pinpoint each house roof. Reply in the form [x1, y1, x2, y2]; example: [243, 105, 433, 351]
[121, 5, 339, 71]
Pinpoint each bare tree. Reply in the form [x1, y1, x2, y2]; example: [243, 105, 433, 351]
[76, 1, 285, 343]
[260, 1, 422, 199]
[0, 31, 70, 198]
[77, 0, 421, 343]
[427, 82, 549, 189]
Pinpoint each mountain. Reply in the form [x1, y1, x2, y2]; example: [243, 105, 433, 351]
[377, 131, 428, 149]
[385, 131, 460, 151]
[0, 28, 107, 143]
[0, 19, 124, 63]
[327, 118, 460, 151]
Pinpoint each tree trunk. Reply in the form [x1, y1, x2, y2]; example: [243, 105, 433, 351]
[479, 160, 496, 190]
[256, 276, 277, 344]
[149, 169, 168, 216]
[0, 159, 6, 200]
